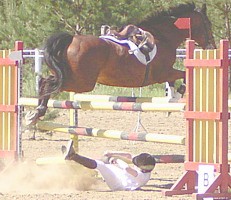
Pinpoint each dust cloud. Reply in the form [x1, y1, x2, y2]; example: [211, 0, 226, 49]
[0, 160, 99, 194]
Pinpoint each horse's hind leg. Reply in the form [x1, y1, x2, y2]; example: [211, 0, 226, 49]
[25, 77, 50, 125]
[166, 69, 186, 102]
[167, 81, 186, 102]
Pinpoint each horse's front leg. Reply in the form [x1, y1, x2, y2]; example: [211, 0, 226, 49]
[176, 77, 186, 97]
[165, 81, 175, 98]
[165, 69, 186, 102]
[166, 80, 186, 102]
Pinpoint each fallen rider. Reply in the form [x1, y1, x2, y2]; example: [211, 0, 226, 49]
[64, 140, 156, 191]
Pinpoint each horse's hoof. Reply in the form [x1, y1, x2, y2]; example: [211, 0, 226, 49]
[169, 98, 178, 103]
[177, 84, 186, 95]
[25, 111, 39, 125]
[169, 92, 182, 103]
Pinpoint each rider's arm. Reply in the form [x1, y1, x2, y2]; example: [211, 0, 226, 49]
[115, 159, 138, 177]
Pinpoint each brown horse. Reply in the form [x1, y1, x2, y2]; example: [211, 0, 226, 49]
[26, 3, 216, 125]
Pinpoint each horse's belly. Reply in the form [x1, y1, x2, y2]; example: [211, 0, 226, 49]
[97, 78, 143, 87]
[97, 64, 148, 87]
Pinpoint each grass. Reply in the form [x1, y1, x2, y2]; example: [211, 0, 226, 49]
[87, 83, 166, 97]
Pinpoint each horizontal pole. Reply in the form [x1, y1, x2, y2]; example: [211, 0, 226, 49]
[37, 121, 185, 145]
[154, 155, 185, 163]
[18, 95, 231, 107]
[184, 111, 223, 120]
[184, 161, 221, 173]
[19, 97, 185, 112]
[0, 58, 16, 66]
[18, 97, 231, 112]
[0, 105, 17, 112]
[184, 59, 223, 67]
[74, 94, 171, 103]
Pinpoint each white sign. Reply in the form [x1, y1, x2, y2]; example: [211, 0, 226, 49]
[198, 165, 215, 200]
[8, 51, 23, 62]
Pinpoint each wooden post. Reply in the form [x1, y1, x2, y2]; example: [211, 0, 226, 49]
[163, 40, 231, 199]
[0, 42, 23, 160]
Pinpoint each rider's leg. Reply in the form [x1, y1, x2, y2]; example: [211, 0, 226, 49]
[64, 140, 97, 169]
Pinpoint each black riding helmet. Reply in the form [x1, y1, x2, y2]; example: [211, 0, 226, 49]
[132, 153, 156, 172]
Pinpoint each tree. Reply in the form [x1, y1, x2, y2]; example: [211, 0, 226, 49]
[212, 1, 231, 43]
[0, 0, 229, 48]
[0, 0, 61, 49]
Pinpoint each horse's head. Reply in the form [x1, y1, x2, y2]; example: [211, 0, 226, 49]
[190, 4, 216, 49]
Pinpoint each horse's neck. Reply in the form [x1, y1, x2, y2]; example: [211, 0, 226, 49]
[151, 22, 189, 49]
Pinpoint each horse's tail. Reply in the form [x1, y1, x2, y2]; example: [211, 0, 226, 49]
[42, 32, 73, 97]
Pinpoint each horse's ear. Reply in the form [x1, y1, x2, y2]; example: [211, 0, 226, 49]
[201, 3, 207, 14]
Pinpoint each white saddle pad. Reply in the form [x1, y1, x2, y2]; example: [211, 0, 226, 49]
[100, 35, 157, 65]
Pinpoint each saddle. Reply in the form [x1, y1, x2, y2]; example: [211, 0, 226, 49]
[101, 24, 156, 57]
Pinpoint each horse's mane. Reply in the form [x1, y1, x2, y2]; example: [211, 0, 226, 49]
[138, 2, 196, 26]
